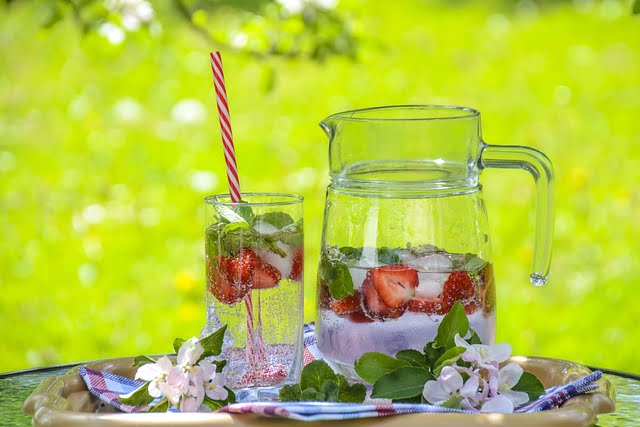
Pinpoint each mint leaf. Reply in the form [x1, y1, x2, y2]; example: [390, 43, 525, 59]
[440, 395, 462, 409]
[377, 247, 400, 265]
[279, 384, 302, 401]
[233, 202, 255, 225]
[462, 255, 487, 271]
[434, 301, 469, 349]
[396, 349, 427, 369]
[337, 381, 366, 403]
[119, 382, 154, 407]
[173, 338, 185, 354]
[197, 325, 227, 360]
[255, 212, 294, 229]
[424, 342, 446, 370]
[214, 204, 250, 225]
[279, 219, 303, 247]
[300, 387, 322, 401]
[321, 379, 340, 402]
[392, 395, 423, 403]
[223, 221, 251, 233]
[225, 386, 236, 403]
[146, 398, 169, 412]
[433, 346, 467, 376]
[319, 258, 354, 300]
[512, 371, 545, 402]
[354, 352, 411, 384]
[339, 246, 363, 261]
[300, 360, 337, 392]
[371, 367, 434, 399]
[132, 355, 156, 367]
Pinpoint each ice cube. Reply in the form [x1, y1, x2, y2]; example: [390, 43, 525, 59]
[253, 220, 279, 235]
[347, 266, 368, 290]
[407, 253, 453, 272]
[256, 242, 293, 279]
[416, 272, 449, 298]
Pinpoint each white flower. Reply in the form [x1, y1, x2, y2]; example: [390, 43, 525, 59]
[496, 363, 529, 405]
[454, 334, 512, 367]
[134, 355, 173, 397]
[481, 394, 515, 413]
[98, 22, 125, 44]
[177, 338, 205, 370]
[199, 362, 229, 401]
[158, 367, 189, 406]
[423, 366, 464, 404]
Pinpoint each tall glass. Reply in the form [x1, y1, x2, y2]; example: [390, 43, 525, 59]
[204, 193, 304, 401]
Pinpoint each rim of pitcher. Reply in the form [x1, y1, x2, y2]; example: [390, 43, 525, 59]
[323, 105, 480, 122]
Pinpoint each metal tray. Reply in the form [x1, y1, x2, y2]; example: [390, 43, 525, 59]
[22, 355, 615, 426]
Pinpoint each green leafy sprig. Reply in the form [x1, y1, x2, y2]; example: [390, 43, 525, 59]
[279, 360, 366, 403]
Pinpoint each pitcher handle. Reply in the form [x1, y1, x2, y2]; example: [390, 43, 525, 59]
[479, 143, 555, 286]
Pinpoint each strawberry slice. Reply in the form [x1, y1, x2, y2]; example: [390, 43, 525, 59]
[289, 247, 303, 281]
[207, 256, 249, 305]
[348, 311, 374, 323]
[252, 261, 282, 289]
[330, 292, 362, 315]
[407, 294, 448, 315]
[361, 277, 405, 320]
[442, 270, 475, 308]
[226, 248, 259, 286]
[369, 265, 419, 309]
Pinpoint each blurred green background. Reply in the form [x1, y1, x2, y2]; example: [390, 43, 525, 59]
[0, 0, 638, 374]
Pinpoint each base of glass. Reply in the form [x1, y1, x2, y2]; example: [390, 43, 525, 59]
[234, 385, 286, 402]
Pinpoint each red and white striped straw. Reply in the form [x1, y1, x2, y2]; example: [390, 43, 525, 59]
[209, 51, 264, 370]
[210, 51, 241, 202]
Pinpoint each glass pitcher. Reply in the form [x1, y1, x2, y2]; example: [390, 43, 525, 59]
[315, 105, 554, 379]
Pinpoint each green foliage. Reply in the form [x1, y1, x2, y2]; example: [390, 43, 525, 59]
[0, 0, 638, 375]
[512, 372, 546, 401]
[318, 257, 354, 300]
[279, 360, 366, 403]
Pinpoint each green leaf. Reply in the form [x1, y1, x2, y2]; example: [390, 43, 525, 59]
[371, 367, 435, 399]
[392, 395, 423, 403]
[198, 325, 227, 360]
[132, 355, 156, 367]
[434, 301, 469, 349]
[146, 398, 169, 412]
[467, 329, 482, 345]
[233, 202, 255, 225]
[300, 360, 337, 392]
[173, 338, 185, 354]
[214, 359, 226, 373]
[396, 349, 427, 369]
[433, 346, 467, 376]
[119, 382, 155, 407]
[300, 387, 320, 401]
[354, 352, 411, 384]
[202, 396, 225, 411]
[319, 256, 355, 300]
[321, 379, 340, 402]
[440, 395, 462, 409]
[214, 204, 250, 225]
[633, 0, 640, 14]
[462, 255, 487, 271]
[338, 381, 366, 403]
[339, 246, 363, 261]
[225, 386, 236, 404]
[424, 342, 446, 370]
[223, 221, 251, 233]
[255, 211, 294, 229]
[279, 219, 304, 247]
[512, 371, 545, 402]
[279, 384, 302, 401]
[377, 247, 401, 265]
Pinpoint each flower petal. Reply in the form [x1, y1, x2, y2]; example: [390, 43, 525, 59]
[423, 380, 450, 404]
[460, 375, 480, 400]
[481, 395, 515, 413]
[135, 362, 162, 381]
[501, 389, 530, 406]
[156, 355, 174, 373]
[498, 363, 524, 391]
[487, 343, 512, 363]
[439, 366, 464, 393]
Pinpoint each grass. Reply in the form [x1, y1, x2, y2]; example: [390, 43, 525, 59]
[0, 0, 638, 374]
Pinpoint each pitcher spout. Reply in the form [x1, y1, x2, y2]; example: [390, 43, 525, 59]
[319, 118, 336, 141]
